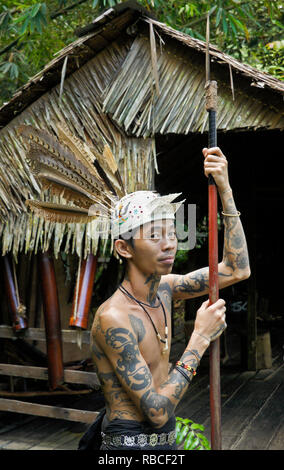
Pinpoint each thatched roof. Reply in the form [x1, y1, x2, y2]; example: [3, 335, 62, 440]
[0, 33, 155, 259]
[0, 0, 283, 259]
[0, 1, 283, 128]
[102, 30, 284, 137]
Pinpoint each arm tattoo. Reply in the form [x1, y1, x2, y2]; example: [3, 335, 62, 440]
[105, 327, 152, 391]
[173, 269, 209, 296]
[140, 389, 175, 423]
[222, 195, 250, 273]
[180, 349, 199, 370]
[160, 368, 189, 400]
[129, 314, 146, 343]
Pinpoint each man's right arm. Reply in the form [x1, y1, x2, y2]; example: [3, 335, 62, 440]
[94, 299, 226, 429]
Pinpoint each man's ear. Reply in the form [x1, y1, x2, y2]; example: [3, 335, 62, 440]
[114, 239, 133, 260]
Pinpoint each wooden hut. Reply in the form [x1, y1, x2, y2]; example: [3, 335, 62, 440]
[0, 1, 283, 423]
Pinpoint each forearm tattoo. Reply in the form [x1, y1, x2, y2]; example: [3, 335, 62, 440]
[180, 349, 200, 370]
[160, 368, 189, 400]
[222, 195, 249, 273]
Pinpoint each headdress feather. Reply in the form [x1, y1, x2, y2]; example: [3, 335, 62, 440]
[17, 124, 126, 224]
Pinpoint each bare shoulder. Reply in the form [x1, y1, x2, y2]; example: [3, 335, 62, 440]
[159, 274, 176, 291]
[91, 292, 129, 338]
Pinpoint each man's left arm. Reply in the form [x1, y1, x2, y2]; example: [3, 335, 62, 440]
[167, 147, 251, 300]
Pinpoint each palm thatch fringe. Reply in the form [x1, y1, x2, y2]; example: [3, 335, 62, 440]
[1, 211, 110, 261]
[102, 34, 284, 138]
[0, 38, 155, 258]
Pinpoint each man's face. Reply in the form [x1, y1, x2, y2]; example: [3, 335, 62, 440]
[129, 219, 178, 276]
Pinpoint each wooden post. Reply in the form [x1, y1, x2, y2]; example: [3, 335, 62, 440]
[247, 161, 257, 370]
[39, 251, 64, 390]
[2, 255, 28, 332]
[69, 254, 97, 330]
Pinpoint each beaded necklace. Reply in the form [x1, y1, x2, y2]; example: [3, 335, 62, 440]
[119, 284, 168, 354]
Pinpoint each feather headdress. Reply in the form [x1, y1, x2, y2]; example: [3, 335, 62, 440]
[18, 124, 184, 241]
[17, 124, 125, 225]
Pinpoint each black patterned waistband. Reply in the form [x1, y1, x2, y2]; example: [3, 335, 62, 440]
[101, 429, 176, 448]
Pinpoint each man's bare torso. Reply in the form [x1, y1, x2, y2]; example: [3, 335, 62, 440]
[91, 279, 172, 422]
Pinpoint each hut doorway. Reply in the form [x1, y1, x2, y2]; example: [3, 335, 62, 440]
[155, 129, 284, 369]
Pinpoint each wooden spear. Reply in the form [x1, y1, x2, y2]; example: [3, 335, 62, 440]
[205, 13, 222, 450]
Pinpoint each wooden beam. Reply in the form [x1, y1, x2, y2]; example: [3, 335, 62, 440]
[0, 326, 91, 344]
[0, 398, 99, 423]
[0, 364, 100, 388]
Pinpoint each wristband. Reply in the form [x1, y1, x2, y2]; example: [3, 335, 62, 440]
[175, 366, 192, 384]
[176, 361, 197, 376]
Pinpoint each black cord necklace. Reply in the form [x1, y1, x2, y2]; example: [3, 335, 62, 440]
[119, 284, 168, 354]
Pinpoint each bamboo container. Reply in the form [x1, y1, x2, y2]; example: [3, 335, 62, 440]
[39, 251, 64, 390]
[69, 254, 97, 330]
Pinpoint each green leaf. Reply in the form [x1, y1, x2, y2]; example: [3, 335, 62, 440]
[175, 420, 182, 436]
[187, 437, 200, 450]
[196, 433, 211, 449]
[271, 19, 284, 30]
[0, 11, 12, 32]
[222, 15, 228, 35]
[0, 62, 11, 74]
[176, 416, 192, 424]
[191, 422, 204, 431]
[31, 4, 41, 18]
[181, 418, 192, 424]
[184, 430, 195, 450]
[13, 12, 29, 26]
[208, 5, 217, 17]
[216, 7, 223, 28]
[176, 424, 190, 445]
[9, 62, 19, 79]
[0, 62, 19, 79]
[19, 16, 30, 35]
[229, 20, 237, 37]
[229, 14, 244, 32]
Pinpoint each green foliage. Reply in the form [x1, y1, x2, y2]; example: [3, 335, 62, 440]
[12, 2, 48, 35]
[92, 0, 121, 7]
[0, 0, 283, 107]
[175, 416, 211, 450]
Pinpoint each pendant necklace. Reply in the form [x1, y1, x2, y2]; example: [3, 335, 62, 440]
[119, 284, 168, 354]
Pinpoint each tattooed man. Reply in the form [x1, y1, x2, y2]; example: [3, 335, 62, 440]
[87, 147, 250, 450]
